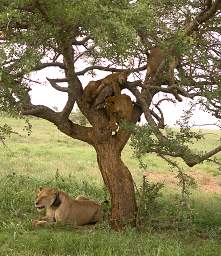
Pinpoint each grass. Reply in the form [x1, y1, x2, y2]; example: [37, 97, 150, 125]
[0, 115, 221, 255]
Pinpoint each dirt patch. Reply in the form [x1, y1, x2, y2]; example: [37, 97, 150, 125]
[143, 170, 221, 194]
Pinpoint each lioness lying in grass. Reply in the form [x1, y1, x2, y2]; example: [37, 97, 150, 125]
[32, 187, 103, 227]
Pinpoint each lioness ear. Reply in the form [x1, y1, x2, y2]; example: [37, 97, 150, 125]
[39, 187, 43, 191]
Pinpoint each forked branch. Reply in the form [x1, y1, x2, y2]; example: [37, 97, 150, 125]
[60, 40, 83, 119]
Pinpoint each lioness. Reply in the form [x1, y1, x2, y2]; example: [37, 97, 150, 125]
[105, 94, 133, 132]
[82, 79, 103, 106]
[95, 71, 130, 98]
[32, 187, 103, 227]
[82, 71, 130, 107]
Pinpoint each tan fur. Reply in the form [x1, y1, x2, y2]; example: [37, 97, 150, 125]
[82, 71, 130, 107]
[32, 187, 103, 227]
[147, 47, 177, 84]
[0, 31, 5, 39]
[82, 79, 103, 105]
[75, 195, 90, 200]
[95, 71, 130, 97]
[147, 47, 182, 101]
[105, 94, 133, 131]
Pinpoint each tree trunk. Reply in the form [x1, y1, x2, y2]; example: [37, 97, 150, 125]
[95, 142, 137, 230]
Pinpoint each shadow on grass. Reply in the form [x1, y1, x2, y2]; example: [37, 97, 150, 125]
[0, 172, 221, 256]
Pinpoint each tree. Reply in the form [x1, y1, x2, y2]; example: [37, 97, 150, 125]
[0, 0, 220, 230]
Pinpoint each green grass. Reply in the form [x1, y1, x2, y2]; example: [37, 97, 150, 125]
[0, 116, 221, 256]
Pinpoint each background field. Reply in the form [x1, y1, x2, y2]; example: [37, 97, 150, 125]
[0, 115, 221, 256]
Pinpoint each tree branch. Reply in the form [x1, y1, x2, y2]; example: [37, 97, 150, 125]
[22, 103, 60, 124]
[60, 40, 83, 119]
[185, 0, 221, 35]
[126, 78, 221, 168]
[150, 106, 165, 129]
[126, 81, 166, 141]
[149, 85, 201, 99]
[138, 0, 220, 101]
[22, 102, 94, 145]
[72, 35, 91, 45]
[20, 89, 94, 145]
[34, 62, 65, 71]
[158, 145, 221, 167]
[46, 77, 68, 92]
[74, 45, 96, 63]
[0, 68, 93, 145]
[34, 0, 54, 25]
[76, 65, 147, 76]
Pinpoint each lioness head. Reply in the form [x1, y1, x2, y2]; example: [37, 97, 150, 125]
[35, 187, 58, 212]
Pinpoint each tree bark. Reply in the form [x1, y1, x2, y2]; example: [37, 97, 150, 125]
[95, 142, 137, 230]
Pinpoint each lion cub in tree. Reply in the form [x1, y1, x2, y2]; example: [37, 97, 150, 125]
[147, 47, 182, 101]
[105, 94, 133, 132]
[147, 46, 177, 83]
[32, 187, 103, 227]
[82, 71, 130, 106]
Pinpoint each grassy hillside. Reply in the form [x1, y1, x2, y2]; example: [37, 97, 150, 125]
[0, 116, 221, 256]
[1, 116, 221, 180]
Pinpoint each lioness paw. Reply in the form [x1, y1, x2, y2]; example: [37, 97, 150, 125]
[32, 220, 47, 227]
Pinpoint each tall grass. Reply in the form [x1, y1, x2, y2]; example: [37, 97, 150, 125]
[0, 172, 221, 256]
[0, 116, 221, 255]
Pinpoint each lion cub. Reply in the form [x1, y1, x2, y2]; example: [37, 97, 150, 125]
[32, 187, 103, 227]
